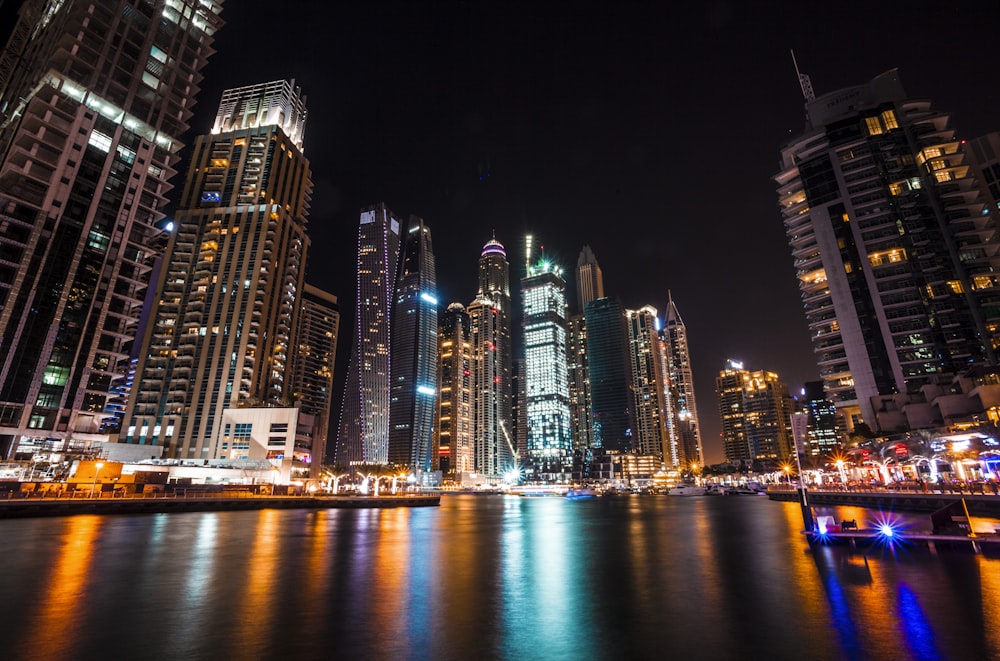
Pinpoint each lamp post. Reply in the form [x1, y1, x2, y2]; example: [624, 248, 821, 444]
[90, 461, 105, 498]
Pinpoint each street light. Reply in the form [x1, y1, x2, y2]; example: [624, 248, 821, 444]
[90, 462, 105, 498]
[782, 464, 792, 485]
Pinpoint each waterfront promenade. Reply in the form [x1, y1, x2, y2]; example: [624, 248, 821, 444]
[0, 491, 440, 519]
[768, 484, 1000, 517]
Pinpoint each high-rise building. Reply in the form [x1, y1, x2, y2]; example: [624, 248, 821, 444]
[436, 303, 473, 479]
[121, 80, 311, 462]
[336, 204, 402, 465]
[967, 133, 1000, 212]
[776, 70, 1000, 430]
[522, 256, 572, 480]
[716, 360, 795, 464]
[0, 0, 223, 459]
[468, 237, 513, 480]
[566, 313, 594, 449]
[576, 245, 604, 314]
[663, 294, 702, 467]
[584, 297, 632, 451]
[388, 217, 438, 474]
[290, 284, 340, 473]
[800, 380, 839, 457]
[625, 306, 670, 461]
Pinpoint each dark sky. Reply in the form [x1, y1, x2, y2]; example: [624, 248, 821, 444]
[184, 0, 999, 464]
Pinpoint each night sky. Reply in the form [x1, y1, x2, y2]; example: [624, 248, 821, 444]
[180, 1, 998, 463]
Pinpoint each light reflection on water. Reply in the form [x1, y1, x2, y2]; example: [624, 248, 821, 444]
[1, 496, 998, 660]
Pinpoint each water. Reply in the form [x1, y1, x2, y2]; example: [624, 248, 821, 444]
[1, 494, 998, 660]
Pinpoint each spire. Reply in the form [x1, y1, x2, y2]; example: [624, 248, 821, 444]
[790, 49, 815, 103]
[665, 290, 684, 326]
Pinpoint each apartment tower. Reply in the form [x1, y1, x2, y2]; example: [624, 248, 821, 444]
[121, 80, 311, 461]
[776, 70, 1000, 430]
[0, 1, 224, 459]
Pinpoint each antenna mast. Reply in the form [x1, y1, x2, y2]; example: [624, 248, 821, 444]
[790, 49, 815, 102]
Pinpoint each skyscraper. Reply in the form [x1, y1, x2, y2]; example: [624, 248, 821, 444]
[717, 360, 795, 464]
[121, 80, 311, 461]
[776, 70, 1000, 431]
[566, 313, 594, 449]
[663, 294, 702, 467]
[0, 0, 223, 459]
[576, 245, 604, 314]
[388, 217, 438, 474]
[436, 303, 473, 479]
[468, 237, 513, 480]
[522, 255, 572, 480]
[625, 306, 670, 461]
[584, 297, 632, 451]
[291, 284, 340, 473]
[337, 204, 402, 465]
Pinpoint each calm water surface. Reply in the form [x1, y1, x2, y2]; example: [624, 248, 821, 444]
[1, 494, 998, 660]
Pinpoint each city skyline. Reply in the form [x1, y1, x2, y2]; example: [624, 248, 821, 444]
[2, 2, 998, 463]
[180, 2, 998, 463]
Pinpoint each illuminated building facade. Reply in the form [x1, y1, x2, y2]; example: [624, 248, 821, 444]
[800, 380, 839, 456]
[626, 306, 670, 462]
[0, 0, 223, 459]
[567, 245, 602, 451]
[776, 70, 1000, 431]
[567, 313, 594, 449]
[522, 256, 573, 480]
[584, 297, 632, 451]
[663, 294, 702, 467]
[436, 303, 473, 478]
[716, 360, 795, 464]
[388, 217, 438, 473]
[290, 284, 339, 473]
[337, 204, 402, 465]
[468, 237, 513, 480]
[121, 80, 311, 461]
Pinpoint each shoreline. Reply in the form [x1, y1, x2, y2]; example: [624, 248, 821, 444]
[0, 493, 440, 519]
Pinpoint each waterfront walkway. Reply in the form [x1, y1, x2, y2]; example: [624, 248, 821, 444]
[0, 492, 440, 519]
[768, 485, 1000, 517]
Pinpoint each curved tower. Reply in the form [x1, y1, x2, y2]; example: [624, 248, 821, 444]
[388, 217, 438, 473]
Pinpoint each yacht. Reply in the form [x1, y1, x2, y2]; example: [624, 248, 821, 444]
[668, 483, 705, 496]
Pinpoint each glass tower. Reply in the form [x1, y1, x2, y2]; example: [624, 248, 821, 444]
[0, 0, 223, 459]
[584, 297, 632, 452]
[522, 256, 572, 480]
[388, 217, 438, 474]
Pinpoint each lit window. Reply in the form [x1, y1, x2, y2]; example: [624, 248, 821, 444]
[881, 109, 899, 130]
[864, 116, 883, 136]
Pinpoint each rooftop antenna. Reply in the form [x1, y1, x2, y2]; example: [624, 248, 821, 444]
[791, 49, 815, 102]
